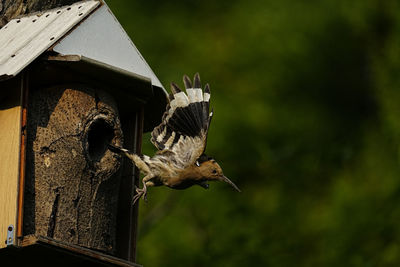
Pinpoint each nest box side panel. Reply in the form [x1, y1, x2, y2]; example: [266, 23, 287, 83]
[24, 86, 123, 254]
[0, 89, 22, 249]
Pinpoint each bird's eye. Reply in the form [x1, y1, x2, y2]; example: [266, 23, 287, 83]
[212, 169, 217, 174]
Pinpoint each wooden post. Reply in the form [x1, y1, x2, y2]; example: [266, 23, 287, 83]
[0, 78, 22, 249]
[17, 71, 29, 239]
[130, 108, 144, 262]
[116, 107, 143, 262]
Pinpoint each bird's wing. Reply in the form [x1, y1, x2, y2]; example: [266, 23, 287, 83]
[151, 73, 213, 168]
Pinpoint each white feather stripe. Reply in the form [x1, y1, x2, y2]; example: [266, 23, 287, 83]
[164, 131, 176, 148]
[194, 89, 203, 102]
[156, 126, 167, 142]
[169, 99, 177, 109]
[186, 89, 196, 103]
[186, 88, 203, 103]
[204, 92, 211, 102]
[171, 91, 189, 108]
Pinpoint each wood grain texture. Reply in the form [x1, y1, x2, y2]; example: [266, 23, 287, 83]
[24, 85, 123, 254]
[0, 88, 22, 249]
[0, 0, 83, 28]
[0, 1, 100, 77]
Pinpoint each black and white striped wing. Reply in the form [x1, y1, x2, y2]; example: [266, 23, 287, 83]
[151, 73, 212, 167]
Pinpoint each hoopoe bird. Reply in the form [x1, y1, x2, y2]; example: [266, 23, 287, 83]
[109, 73, 240, 205]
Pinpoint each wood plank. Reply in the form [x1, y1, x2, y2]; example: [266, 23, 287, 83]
[0, 84, 22, 248]
[0, 0, 100, 77]
[7, 235, 143, 267]
[17, 74, 28, 238]
[0, 1, 85, 28]
[130, 108, 144, 262]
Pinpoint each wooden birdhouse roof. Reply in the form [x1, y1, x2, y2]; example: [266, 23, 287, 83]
[0, 0, 167, 131]
[0, 1, 99, 79]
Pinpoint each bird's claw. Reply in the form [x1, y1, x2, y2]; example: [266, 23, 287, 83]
[131, 186, 148, 206]
[137, 187, 148, 202]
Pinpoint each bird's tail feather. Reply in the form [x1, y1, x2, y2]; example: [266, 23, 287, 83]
[108, 144, 131, 157]
[108, 144, 152, 174]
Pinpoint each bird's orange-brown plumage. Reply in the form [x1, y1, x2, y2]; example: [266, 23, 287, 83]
[108, 73, 240, 205]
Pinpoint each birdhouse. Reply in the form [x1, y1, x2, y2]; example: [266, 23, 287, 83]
[0, 1, 167, 266]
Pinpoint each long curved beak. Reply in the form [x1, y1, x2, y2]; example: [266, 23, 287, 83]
[222, 176, 241, 192]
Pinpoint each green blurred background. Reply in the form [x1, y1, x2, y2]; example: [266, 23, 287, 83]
[108, 1, 400, 266]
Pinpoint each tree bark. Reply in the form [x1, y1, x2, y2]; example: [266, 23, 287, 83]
[24, 85, 124, 254]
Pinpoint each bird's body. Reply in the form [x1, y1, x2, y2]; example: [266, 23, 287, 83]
[109, 73, 240, 204]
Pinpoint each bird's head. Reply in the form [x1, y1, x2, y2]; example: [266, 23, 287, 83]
[195, 155, 241, 192]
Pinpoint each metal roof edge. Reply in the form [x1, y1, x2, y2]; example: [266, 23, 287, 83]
[52, 1, 167, 95]
[101, 1, 167, 94]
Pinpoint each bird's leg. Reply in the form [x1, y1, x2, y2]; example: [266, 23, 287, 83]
[116, 150, 153, 205]
[132, 175, 154, 205]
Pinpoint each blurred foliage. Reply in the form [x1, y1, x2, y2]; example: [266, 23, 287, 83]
[108, 0, 400, 266]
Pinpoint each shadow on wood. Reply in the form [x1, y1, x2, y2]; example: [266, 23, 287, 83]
[0, 235, 142, 267]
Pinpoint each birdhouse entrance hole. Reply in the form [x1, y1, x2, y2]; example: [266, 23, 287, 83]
[86, 116, 115, 162]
